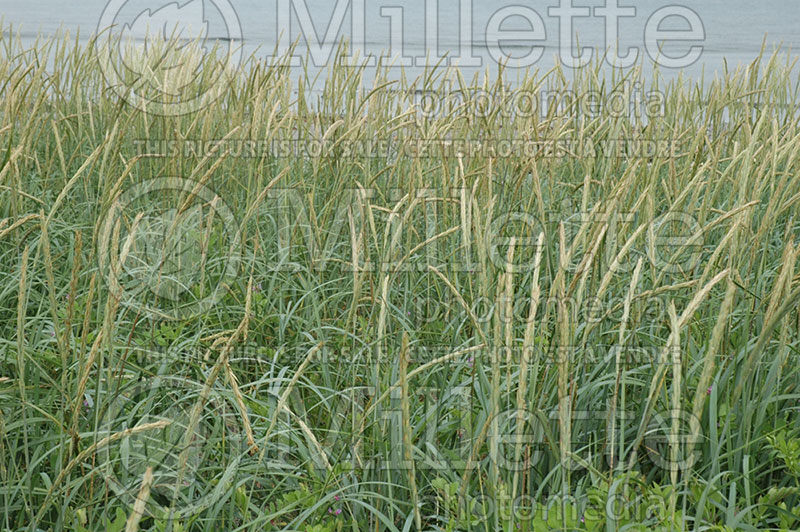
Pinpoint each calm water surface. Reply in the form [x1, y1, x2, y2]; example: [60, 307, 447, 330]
[2, 0, 798, 85]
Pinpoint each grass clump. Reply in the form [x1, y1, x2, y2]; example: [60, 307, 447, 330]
[1, 30, 800, 531]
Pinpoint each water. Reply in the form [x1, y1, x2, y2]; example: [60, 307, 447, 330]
[2, 0, 799, 86]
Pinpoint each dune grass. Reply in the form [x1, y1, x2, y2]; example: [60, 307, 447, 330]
[1, 30, 800, 531]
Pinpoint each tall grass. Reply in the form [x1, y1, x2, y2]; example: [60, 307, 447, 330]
[1, 29, 800, 531]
